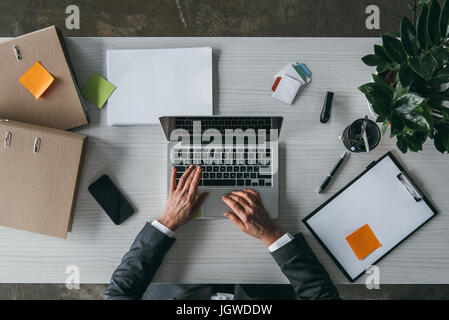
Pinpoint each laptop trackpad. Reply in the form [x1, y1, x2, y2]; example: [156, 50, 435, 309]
[200, 187, 231, 218]
[199, 187, 277, 219]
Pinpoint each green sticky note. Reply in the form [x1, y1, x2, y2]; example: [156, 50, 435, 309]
[193, 195, 202, 219]
[81, 72, 116, 108]
[193, 207, 202, 219]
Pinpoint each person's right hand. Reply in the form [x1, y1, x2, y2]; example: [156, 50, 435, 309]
[222, 189, 283, 246]
[158, 165, 208, 231]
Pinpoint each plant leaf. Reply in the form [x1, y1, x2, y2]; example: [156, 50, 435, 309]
[360, 80, 394, 118]
[431, 46, 449, 67]
[376, 62, 390, 73]
[393, 92, 425, 113]
[396, 136, 408, 153]
[401, 17, 420, 56]
[434, 122, 449, 152]
[409, 56, 431, 80]
[412, 74, 445, 96]
[402, 107, 433, 131]
[419, 0, 432, 5]
[417, 4, 430, 49]
[362, 54, 385, 66]
[359, 82, 393, 103]
[398, 64, 415, 87]
[382, 35, 407, 64]
[394, 82, 410, 101]
[374, 45, 390, 61]
[444, 108, 449, 121]
[434, 66, 449, 83]
[428, 0, 442, 45]
[390, 113, 404, 136]
[420, 51, 439, 76]
[372, 98, 392, 116]
[384, 32, 401, 38]
[376, 114, 387, 122]
[372, 73, 390, 87]
[440, 0, 449, 38]
[401, 131, 428, 152]
[434, 134, 447, 152]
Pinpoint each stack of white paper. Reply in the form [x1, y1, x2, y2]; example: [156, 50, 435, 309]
[107, 47, 213, 125]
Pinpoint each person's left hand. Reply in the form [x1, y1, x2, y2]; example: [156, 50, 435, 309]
[158, 165, 208, 231]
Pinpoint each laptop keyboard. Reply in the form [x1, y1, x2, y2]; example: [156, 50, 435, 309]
[172, 147, 273, 187]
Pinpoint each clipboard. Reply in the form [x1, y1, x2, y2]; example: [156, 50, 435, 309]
[0, 26, 88, 130]
[303, 152, 438, 282]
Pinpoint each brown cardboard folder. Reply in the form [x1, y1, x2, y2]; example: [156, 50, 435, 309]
[0, 26, 88, 130]
[0, 119, 87, 238]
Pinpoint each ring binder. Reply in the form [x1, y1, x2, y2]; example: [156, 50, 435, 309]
[33, 138, 41, 153]
[13, 45, 22, 60]
[4, 132, 12, 148]
[397, 172, 423, 202]
[0, 120, 87, 238]
[0, 26, 89, 129]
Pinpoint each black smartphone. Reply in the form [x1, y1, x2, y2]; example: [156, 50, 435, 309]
[88, 175, 135, 225]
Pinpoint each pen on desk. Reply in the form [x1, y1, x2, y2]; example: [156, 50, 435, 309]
[317, 151, 349, 194]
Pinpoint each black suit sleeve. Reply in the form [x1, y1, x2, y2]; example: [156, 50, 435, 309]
[104, 222, 175, 300]
[271, 233, 339, 300]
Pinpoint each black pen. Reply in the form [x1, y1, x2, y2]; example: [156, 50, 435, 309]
[317, 151, 349, 194]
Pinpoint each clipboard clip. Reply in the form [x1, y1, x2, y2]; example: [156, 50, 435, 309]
[397, 172, 423, 202]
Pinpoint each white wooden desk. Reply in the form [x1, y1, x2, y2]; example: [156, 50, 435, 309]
[1, 37, 448, 284]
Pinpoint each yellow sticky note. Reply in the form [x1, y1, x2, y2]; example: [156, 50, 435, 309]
[346, 224, 381, 260]
[19, 61, 54, 99]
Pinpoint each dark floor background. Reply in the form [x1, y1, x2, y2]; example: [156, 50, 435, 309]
[1, 284, 449, 300]
[0, 0, 418, 37]
[0, 0, 448, 300]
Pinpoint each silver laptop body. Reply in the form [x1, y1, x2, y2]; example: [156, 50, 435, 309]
[160, 116, 283, 219]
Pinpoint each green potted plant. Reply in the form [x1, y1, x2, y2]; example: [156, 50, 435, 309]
[359, 0, 449, 153]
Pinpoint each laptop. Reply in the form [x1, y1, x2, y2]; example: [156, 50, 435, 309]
[160, 116, 283, 219]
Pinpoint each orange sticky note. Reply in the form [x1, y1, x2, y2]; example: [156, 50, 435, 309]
[346, 224, 381, 260]
[19, 61, 54, 99]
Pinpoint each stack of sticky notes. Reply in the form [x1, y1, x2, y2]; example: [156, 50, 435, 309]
[271, 62, 312, 105]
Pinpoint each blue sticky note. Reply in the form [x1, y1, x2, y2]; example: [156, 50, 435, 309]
[298, 63, 312, 77]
